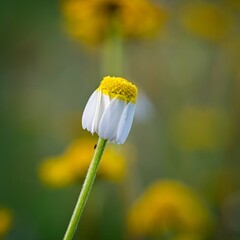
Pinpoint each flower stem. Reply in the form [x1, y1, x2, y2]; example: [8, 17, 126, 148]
[101, 17, 124, 76]
[63, 138, 107, 240]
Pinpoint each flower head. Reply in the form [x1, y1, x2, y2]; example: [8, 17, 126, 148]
[82, 76, 138, 144]
[62, 0, 168, 45]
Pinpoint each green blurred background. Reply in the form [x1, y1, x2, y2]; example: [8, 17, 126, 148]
[0, 0, 240, 239]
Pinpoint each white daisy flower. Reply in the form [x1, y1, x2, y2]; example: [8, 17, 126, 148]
[82, 76, 138, 144]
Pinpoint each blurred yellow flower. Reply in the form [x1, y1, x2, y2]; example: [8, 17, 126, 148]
[180, 2, 231, 42]
[64, 138, 127, 181]
[39, 157, 76, 187]
[170, 106, 231, 151]
[62, 0, 168, 45]
[127, 180, 212, 238]
[38, 137, 128, 187]
[0, 208, 12, 238]
[99, 147, 126, 181]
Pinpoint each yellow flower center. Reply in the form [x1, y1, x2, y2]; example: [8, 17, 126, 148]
[101, 1, 121, 15]
[98, 76, 138, 103]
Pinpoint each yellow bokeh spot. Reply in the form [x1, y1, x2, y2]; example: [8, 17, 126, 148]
[180, 2, 231, 42]
[39, 157, 75, 187]
[99, 147, 126, 181]
[0, 208, 12, 237]
[128, 180, 212, 238]
[38, 136, 129, 187]
[98, 76, 138, 103]
[63, 138, 95, 176]
[170, 106, 231, 151]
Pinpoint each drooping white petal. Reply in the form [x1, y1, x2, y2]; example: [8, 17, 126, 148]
[92, 94, 110, 133]
[116, 102, 136, 144]
[82, 90, 100, 134]
[98, 98, 126, 141]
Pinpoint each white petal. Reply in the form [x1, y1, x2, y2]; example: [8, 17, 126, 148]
[93, 94, 110, 133]
[82, 90, 99, 134]
[116, 102, 136, 144]
[98, 98, 126, 141]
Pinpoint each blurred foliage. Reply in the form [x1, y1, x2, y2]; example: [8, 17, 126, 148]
[0, 0, 240, 239]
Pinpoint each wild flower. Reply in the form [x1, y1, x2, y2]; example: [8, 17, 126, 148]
[82, 76, 138, 144]
[128, 180, 212, 238]
[63, 76, 138, 240]
[62, 0, 168, 45]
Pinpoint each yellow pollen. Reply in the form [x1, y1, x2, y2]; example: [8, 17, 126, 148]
[98, 76, 138, 103]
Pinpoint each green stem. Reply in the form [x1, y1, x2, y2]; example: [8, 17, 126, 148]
[101, 17, 124, 76]
[63, 138, 107, 240]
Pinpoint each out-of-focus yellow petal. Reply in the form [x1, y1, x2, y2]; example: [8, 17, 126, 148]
[100, 147, 127, 182]
[64, 138, 95, 175]
[0, 208, 12, 237]
[38, 157, 75, 187]
[38, 136, 130, 187]
[121, 0, 168, 38]
[128, 180, 213, 238]
[65, 138, 127, 182]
